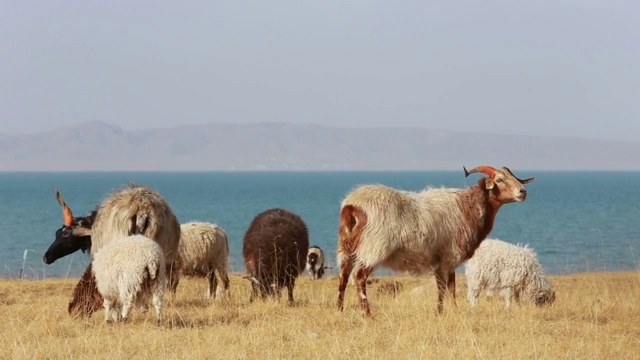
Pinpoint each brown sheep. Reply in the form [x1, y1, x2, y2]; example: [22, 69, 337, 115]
[242, 208, 309, 305]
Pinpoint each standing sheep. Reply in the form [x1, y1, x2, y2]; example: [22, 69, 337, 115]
[465, 238, 556, 308]
[170, 221, 231, 299]
[242, 208, 309, 305]
[46, 184, 181, 317]
[92, 234, 166, 324]
[337, 165, 535, 316]
[306, 246, 326, 280]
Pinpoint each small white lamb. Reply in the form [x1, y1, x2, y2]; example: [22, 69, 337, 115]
[91, 234, 166, 324]
[465, 238, 556, 308]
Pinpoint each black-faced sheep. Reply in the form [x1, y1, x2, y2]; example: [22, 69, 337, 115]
[465, 238, 556, 308]
[336, 165, 535, 316]
[169, 221, 231, 299]
[306, 246, 326, 280]
[92, 234, 166, 324]
[242, 208, 309, 305]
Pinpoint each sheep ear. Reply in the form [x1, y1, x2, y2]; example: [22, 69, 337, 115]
[485, 178, 495, 190]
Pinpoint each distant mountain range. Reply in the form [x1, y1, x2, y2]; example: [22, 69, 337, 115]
[1, 121, 639, 171]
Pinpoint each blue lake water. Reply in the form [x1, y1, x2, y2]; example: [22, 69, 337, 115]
[0, 171, 638, 279]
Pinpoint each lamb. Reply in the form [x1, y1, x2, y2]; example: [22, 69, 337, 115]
[242, 208, 309, 304]
[92, 234, 166, 324]
[336, 165, 535, 316]
[44, 185, 181, 317]
[306, 246, 326, 280]
[464, 238, 556, 308]
[169, 221, 231, 299]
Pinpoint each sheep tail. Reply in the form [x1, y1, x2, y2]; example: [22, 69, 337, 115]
[128, 213, 150, 236]
[337, 205, 367, 263]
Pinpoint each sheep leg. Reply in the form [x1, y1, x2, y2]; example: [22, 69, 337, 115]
[336, 257, 354, 311]
[103, 298, 115, 323]
[355, 266, 373, 316]
[217, 266, 231, 299]
[152, 287, 163, 325]
[167, 263, 178, 294]
[120, 295, 134, 322]
[207, 270, 218, 299]
[446, 270, 457, 307]
[434, 269, 449, 314]
[500, 288, 512, 308]
[286, 277, 296, 305]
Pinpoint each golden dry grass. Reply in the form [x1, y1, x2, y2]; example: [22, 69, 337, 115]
[1, 270, 639, 360]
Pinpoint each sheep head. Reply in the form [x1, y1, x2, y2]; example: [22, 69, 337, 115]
[43, 189, 94, 265]
[535, 289, 556, 306]
[463, 165, 535, 204]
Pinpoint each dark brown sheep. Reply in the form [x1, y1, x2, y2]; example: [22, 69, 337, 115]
[67, 263, 103, 317]
[242, 208, 309, 305]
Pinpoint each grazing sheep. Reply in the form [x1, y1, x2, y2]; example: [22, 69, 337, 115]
[92, 235, 166, 324]
[169, 221, 231, 299]
[336, 165, 535, 315]
[242, 208, 309, 305]
[67, 263, 103, 317]
[465, 238, 556, 308]
[45, 185, 181, 317]
[306, 246, 326, 280]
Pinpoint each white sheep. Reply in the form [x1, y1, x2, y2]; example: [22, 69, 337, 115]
[336, 165, 535, 315]
[91, 234, 166, 324]
[464, 238, 556, 308]
[170, 221, 231, 298]
[306, 246, 326, 280]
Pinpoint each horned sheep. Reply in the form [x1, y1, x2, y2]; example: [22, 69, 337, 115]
[336, 165, 535, 316]
[243, 208, 309, 305]
[169, 221, 231, 299]
[465, 238, 556, 308]
[92, 234, 166, 324]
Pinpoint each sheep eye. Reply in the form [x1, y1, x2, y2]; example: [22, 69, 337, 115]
[496, 178, 504, 183]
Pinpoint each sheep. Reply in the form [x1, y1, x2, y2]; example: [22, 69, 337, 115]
[464, 238, 556, 308]
[242, 208, 309, 305]
[92, 234, 166, 324]
[336, 165, 535, 316]
[67, 263, 103, 317]
[169, 221, 231, 299]
[90, 184, 181, 264]
[306, 245, 326, 280]
[44, 185, 181, 317]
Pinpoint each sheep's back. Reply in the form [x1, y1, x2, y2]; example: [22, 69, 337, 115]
[177, 222, 228, 273]
[92, 235, 166, 297]
[90, 185, 181, 263]
[243, 208, 309, 279]
[465, 238, 543, 288]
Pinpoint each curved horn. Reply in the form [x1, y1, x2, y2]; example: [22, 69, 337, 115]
[463, 165, 497, 177]
[502, 166, 535, 184]
[56, 189, 74, 227]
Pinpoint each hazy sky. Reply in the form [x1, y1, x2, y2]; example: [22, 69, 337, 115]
[2, 1, 638, 141]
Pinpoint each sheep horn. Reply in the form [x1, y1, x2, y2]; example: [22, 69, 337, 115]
[463, 165, 497, 177]
[502, 166, 535, 184]
[56, 189, 74, 227]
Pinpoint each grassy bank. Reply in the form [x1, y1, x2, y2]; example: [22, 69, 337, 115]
[1, 270, 639, 359]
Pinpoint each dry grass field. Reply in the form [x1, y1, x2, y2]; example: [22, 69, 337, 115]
[1, 270, 639, 360]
